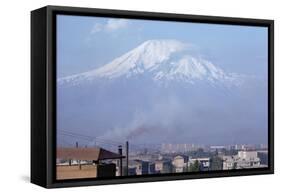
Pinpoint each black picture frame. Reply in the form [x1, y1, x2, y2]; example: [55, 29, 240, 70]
[31, 5, 274, 188]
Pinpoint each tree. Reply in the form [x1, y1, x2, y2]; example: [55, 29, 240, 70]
[188, 160, 200, 172]
[210, 156, 223, 171]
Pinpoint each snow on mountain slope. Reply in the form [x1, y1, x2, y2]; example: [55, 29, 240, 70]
[58, 39, 241, 86]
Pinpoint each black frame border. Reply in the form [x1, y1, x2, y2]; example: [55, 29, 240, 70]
[34, 5, 274, 188]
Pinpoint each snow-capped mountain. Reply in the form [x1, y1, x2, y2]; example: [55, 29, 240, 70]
[58, 39, 241, 86]
[57, 40, 267, 145]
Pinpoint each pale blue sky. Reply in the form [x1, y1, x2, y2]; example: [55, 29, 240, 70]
[57, 14, 268, 78]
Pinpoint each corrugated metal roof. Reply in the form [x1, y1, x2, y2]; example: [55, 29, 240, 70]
[57, 147, 125, 161]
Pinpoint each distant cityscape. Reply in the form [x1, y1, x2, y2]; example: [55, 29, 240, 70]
[56, 142, 268, 179]
[115, 143, 268, 176]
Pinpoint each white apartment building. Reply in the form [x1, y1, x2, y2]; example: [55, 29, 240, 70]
[222, 151, 261, 170]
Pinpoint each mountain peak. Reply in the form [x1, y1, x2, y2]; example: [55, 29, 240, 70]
[140, 39, 186, 50]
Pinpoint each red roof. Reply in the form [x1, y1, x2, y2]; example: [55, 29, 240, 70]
[57, 147, 125, 161]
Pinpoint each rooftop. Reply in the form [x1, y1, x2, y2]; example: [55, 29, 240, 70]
[57, 147, 125, 161]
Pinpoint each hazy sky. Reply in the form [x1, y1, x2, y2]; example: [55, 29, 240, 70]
[57, 14, 268, 146]
[57, 15, 268, 78]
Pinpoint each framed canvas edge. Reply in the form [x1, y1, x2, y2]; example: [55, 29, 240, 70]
[37, 5, 274, 188]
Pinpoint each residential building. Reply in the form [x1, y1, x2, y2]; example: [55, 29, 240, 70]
[155, 160, 173, 174]
[172, 155, 188, 172]
[128, 160, 149, 175]
[222, 151, 261, 170]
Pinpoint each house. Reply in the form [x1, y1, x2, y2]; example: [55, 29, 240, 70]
[172, 155, 188, 172]
[155, 160, 173, 174]
[56, 147, 125, 179]
[128, 160, 149, 175]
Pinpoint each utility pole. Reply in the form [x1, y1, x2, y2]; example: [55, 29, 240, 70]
[126, 141, 129, 176]
[76, 142, 80, 169]
[118, 145, 123, 176]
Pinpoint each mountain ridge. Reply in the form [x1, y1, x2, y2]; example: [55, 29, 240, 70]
[58, 39, 242, 87]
